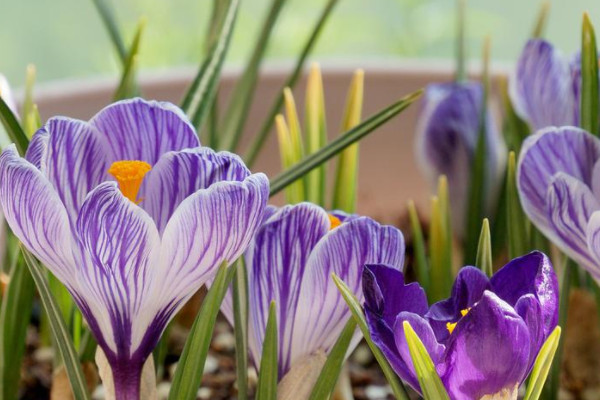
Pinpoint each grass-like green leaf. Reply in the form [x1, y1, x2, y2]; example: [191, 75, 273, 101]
[256, 301, 278, 400]
[499, 76, 530, 153]
[475, 218, 492, 276]
[90, 0, 128, 62]
[21, 247, 90, 400]
[531, 1, 550, 38]
[168, 262, 236, 400]
[429, 195, 452, 302]
[506, 152, 529, 259]
[244, 0, 341, 166]
[454, 0, 467, 82]
[233, 260, 249, 399]
[0, 96, 29, 155]
[581, 13, 599, 135]
[524, 326, 561, 400]
[308, 318, 356, 400]
[408, 200, 430, 296]
[219, 0, 288, 151]
[0, 253, 35, 400]
[403, 321, 450, 400]
[180, 0, 240, 137]
[269, 90, 422, 197]
[22, 64, 40, 138]
[113, 18, 146, 101]
[332, 274, 410, 400]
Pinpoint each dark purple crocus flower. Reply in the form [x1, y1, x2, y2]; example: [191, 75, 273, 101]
[0, 98, 269, 399]
[518, 126, 600, 279]
[415, 82, 505, 236]
[510, 38, 595, 132]
[220, 203, 405, 378]
[363, 251, 558, 399]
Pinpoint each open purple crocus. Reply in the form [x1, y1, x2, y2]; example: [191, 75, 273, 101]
[222, 203, 405, 378]
[0, 98, 269, 399]
[363, 251, 558, 399]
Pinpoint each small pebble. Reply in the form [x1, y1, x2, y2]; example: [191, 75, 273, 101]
[32, 347, 54, 363]
[204, 354, 219, 374]
[352, 344, 373, 365]
[364, 384, 390, 399]
[213, 331, 235, 352]
[157, 382, 171, 400]
[92, 384, 105, 400]
[197, 387, 212, 399]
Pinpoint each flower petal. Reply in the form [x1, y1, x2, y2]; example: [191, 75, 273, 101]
[546, 173, 600, 275]
[510, 39, 576, 131]
[514, 294, 544, 372]
[586, 211, 600, 277]
[0, 74, 17, 116]
[438, 291, 531, 399]
[426, 266, 491, 343]
[39, 117, 111, 224]
[490, 251, 558, 336]
[142, 148, 251, 233]
[518, 126, 600, 239]
[291, 219, 406, 368]
[75, 182, 160, 360]
[0, 145, 77, 285]
[89, 98, 200, 165]
[25, 127, 49, 168]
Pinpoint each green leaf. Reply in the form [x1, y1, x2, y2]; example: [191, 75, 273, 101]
[244, 0, 340, 166]
[78, 329, 97, 363]
[275, 115, 305, 204]
[0, 96, 29, 155]
[464, 36, 490, 265]
[219, 0, 288, 151]
[581, 13, 599, 135]
[180, 0, 240, 137]
[531, 1, 551, 38]
[506, 151, 529, 259]
[90, 0, 128, 63]
[113, 17, 146, 101]
[23, 64, 40, 138]
[475, 218, 492, 276]
[454, 0, 467, 82]
[332, 274, 410, 400]
[168, 262, 236, 400]
[429, 195, 452, 302]
[303, 64, 328, 206]
[269, 90, 422, 197]
[308, 318, 356, 400]
[403, 321, 450, 400]
[523, 326, 561, 400]
[407, 201, 430, 296]
[499, 76, 530, 153]
[332, 69, 364, 213]
[256, 301, 278, 400]
[0, 253, 35, 400]
[21, 247, 91, 400]
[233, 260, 249, 399]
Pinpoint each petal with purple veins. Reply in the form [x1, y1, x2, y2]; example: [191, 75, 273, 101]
[25, 127, 49, 169]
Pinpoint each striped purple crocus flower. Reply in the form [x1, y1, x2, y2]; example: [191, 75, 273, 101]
[0, 98, 269, 399]
[518, 126, 600, 280]
[415, 82, 505, 236]
[222, 203, 405, 378]
[363, 252, 558, 399]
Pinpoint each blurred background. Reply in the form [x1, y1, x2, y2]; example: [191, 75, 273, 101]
[0, 0, 598, 86]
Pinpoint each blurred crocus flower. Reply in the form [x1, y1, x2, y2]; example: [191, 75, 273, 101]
[0, 74, 17, 115]
[416, 82, 506, 235]
[518, 126, 600, 279]
[510, 39, 590, 132]
[0, 98, 269, 399]
[229, 203, 405, 378]
[363, 252, 558, 399]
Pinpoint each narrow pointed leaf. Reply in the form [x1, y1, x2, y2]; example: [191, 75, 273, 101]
[256, 301, 278, 400]
[168, 262, 236, 400]
[276, 115, 304, 204]
[308, 318, 356, 400]
[499, 76, 530, 153]
[114, 18, 145, 101]
[332, 274, 410, 400]
[181, 0, 240, 133]
[475, 218, 492, 276]
[506, 151, 529, 259]
[429, 196, 452, 302]
[332, 69, 364, 212]
[531, 1, 551, 38]
[21, 247, 90, 400]
[219, 0, 288, 151]
[408, 200, 430, 295]
[269, 90, 422, 196]
[0, 96, 28, 155]
[403, 321, 450, 400]
[233, 260, 249, 399]
[524, 326, 561, 400]
[455, 0, 467, 82]
[90, 0, 127, 62]
[23, 64, 39, 138]
[244, 0, 341, 166]
[581, 13, 599, 135]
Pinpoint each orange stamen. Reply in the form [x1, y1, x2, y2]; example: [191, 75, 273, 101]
[108, 160, 151, 203]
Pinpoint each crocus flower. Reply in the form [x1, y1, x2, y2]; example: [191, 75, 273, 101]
[415, 82, 506, 236]
[363, 251, 558, 399]
[224, 203, 405, 378]
[510, 38, 592, 132]
[0, 98, 269, 399]
[518, 125, 600, 279]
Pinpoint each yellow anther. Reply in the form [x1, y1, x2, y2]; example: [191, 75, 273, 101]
[328, 214, 342, 230]
[446, 308, 471, 335]
[108, 160, 151, 203]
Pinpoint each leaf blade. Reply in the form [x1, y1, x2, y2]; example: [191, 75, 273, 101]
[581, 12, 599, 135]
[524, 326, 562, 400]
[255, 301, 278, 400]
